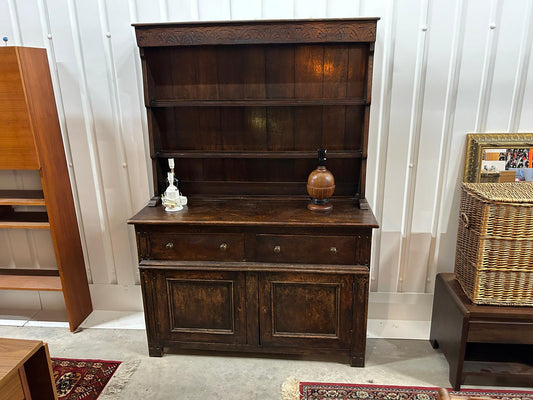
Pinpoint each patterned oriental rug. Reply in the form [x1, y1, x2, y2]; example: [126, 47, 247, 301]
[52, 358, 121, 400]
[296, 383, 533, 400]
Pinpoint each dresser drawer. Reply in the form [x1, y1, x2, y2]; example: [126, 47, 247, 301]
[148, 233, 244, 261]
[255, 234, 355, 264]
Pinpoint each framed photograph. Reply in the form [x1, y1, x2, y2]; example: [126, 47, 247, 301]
[463, 133, 533, 183]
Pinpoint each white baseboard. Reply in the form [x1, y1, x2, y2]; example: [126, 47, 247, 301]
[89, 284, 143, 311]
[0, 286, 435, 339]
[367, 292, 433, 340]
[367, 319, 431, 339]
[81, 310, 145, 330]
[368, 292, 434, 321]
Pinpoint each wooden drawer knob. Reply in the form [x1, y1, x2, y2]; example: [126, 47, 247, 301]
[330, 246, 337, 254]
[219, 243, 228, 251]
[165, 242, 174, 249]
[273, 245, 281, 253]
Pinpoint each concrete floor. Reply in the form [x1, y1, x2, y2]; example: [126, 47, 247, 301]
[0, 325, 530, 399]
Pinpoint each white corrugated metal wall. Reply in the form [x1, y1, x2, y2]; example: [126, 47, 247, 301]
[1, 0, 531, 334]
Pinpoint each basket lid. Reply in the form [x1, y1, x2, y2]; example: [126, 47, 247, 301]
[462, 182, 533, 203]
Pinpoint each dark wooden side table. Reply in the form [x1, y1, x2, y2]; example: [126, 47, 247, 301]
[429, 273, 533, 390]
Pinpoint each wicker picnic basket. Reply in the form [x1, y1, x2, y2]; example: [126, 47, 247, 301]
[455, 182, 533, 306]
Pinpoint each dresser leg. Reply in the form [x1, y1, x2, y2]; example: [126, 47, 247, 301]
[430, 338, 439, 349]
[450, 370, 463, 391]
[350, 355, 364, 367]
[148, 345, 164, 357]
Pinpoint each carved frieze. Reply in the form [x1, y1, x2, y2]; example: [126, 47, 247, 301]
[135, 20, 377, 47]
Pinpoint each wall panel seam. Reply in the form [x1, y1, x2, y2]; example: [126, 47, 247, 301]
[127, 0, 153, 205]
[97, 0, 139, 285]
[36, 0, 92, 282]
[428, 0, 467, 293]
[7, 0, 22, 45]
[159, 0, 169, 22]
[14, 172, 40, 269]
[508, 0, 533, 132]
[97, 0, 135, 205]
[2, 231, 16, 269]
[127, 0, 151, 285]
[371, 0, 397, 291]
[397, 0, 431, 292]
[66, 0, 118, 284]
[474, 0, 503, 132]
[193, 0, 200, 19]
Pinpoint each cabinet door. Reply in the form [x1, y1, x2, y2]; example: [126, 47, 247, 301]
[259, 272, 353, 349]
[142, 269, 247, 344]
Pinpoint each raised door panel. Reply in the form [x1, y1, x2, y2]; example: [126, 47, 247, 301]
[144, 269, 247, 344]
[0, 47, 38, 170]
[259, 272, 353, 349]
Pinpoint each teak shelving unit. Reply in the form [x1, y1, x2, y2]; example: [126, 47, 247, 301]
[129, 18, 379, 366]
[0, 46, 92, 331]
[0, 338, 57, 399]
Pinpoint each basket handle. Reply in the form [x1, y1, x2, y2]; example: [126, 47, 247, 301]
[460, 212, 469, 229]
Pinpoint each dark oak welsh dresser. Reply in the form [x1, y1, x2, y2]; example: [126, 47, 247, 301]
[128, 18, 379, 366]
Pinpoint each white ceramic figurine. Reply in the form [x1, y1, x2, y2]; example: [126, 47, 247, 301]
[161, 159, 187, 212]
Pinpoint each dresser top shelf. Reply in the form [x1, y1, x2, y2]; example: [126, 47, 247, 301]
[133, 18, 379, 47]
[133, 17, 380, 27]
[128, 199, 378, 228]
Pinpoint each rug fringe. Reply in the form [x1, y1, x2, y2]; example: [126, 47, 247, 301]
[98, 359, 140, 399]
[281, 376, 300, 400]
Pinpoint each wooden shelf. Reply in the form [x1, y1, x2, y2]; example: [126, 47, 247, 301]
[462, 342, 533, 380]
[0, 190, 45, 206]
[464, 360, 533, 378]
[0, 211, 49, 229]
[0, 339, 57, 399]
[155, 150, 363, 159]
[150, 98, 369, 107]
[0, 274, 62, 291]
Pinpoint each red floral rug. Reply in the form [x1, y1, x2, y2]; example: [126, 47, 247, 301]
[52, 358, 121, 400]
[298, 383, 533, 400]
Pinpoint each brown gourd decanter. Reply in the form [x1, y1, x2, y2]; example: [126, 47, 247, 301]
[307, 148, 335, 212]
